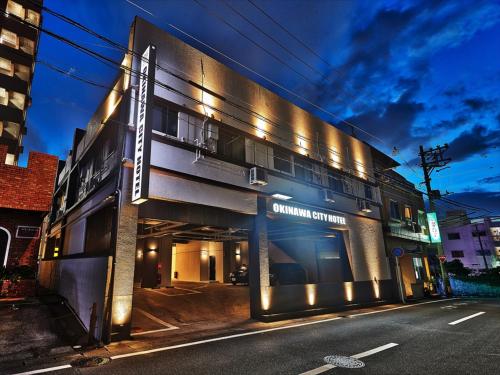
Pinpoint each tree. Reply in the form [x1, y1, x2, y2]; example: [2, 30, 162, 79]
[444, 259, 471, 277]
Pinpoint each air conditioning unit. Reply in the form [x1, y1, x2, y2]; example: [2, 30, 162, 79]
[323, 189, 335, 203]
[249, 167, 268, 186]
[357, 199, 372, 213]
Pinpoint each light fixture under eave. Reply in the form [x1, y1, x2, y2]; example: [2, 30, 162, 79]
[271, 193, 293, 201]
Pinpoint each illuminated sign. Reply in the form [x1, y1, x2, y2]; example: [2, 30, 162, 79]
[271, 202, 346, 225]
[16, 226, 40, 239]
[132, 45, 156, 204]
[426, 212, 441, 243]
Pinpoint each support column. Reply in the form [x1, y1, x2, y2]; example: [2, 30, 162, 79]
[158, 236, 173, 288]
[141, 237, 159, 288]
[109, 167, 138, 341]
[248, 197, 270, 318]
[223, 241, 235, 283]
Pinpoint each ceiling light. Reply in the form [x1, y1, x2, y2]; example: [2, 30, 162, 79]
[271, 193, 293, 200]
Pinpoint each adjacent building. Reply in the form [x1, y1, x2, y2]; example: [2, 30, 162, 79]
[441, 212, 500, 271]
[39, 17, 398, 342]
[372, 148, 434, 299]
[0, 0, 42, 165]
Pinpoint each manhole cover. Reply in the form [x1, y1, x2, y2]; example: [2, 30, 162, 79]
[324, 355, 365, 368]
[70, 356, 111, 368]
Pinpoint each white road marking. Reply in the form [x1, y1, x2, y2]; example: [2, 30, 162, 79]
[131, 308, 178, 336]
[448, 312, 485, 325]
[173, 286, 202, 294]
[299, 343, 399, 375]
[144, 287, 200, 297]
[11, 365, 71, 375]
[12, 298, 456, 374]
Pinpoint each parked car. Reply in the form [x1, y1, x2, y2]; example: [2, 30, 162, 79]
[269, 263, 307, 286]
[229, 265, 249, 285]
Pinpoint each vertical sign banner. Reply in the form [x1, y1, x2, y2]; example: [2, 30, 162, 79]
[132, 44, 156, 204]
[427, 212, 442, 243]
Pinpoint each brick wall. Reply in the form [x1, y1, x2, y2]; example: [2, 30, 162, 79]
[0, 145, 58, 212]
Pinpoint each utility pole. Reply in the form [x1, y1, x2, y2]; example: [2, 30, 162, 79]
[419, 144, 451, 295]
[474, 223, 489, 270]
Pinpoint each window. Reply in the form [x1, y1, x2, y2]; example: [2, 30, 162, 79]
[152, 105, 178, 137]
[245, 138, 273, 169]
[0, 57, 13, 76]
[85, 205, 114, 255]
[25, 9, 40, 26]
[472, 230, 487, 237]
[476, 250, 491, 256]
[294, 159, 313, 183]
[1, 121, 20, 139]
[404, 206, 412, 221]
[9, 90, 25, 109]
[0, 88, 8, 106]
[217, 128, 245, 162]
[451, 250, 464, 258]
[447, 232, 460, 240]
[412, 257, 425, 280]
[364, 184, 373, 200]
[273, 147, 292, 174]
[327, 170, 344, 193]
[19, 37, 35, 55]
[14, 63, 30, 81]
[0, 29, 18, 49]
[6, 1, 24, 19]
[389, 200, 400, 220]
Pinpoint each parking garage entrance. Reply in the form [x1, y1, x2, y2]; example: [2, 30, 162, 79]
[131, 204, 252, 337]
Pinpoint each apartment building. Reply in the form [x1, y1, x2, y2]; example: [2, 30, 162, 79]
[38, 17, 396, 342]
[0, 0, 42, 165]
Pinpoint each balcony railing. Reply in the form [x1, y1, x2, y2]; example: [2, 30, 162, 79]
[384, 222, 430, 243]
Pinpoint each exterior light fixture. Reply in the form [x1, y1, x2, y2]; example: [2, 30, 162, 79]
[271, 193, 293, 200]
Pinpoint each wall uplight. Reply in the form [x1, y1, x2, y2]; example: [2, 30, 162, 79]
[261, 287, 271, 311]
[201, 249, 208, 260]
[306, 284, 316, 306]
[344, 282, 354, 302]
[373, 277, 380, 299]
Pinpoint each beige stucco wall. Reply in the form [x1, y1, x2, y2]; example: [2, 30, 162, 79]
[173, 242, 201, 282]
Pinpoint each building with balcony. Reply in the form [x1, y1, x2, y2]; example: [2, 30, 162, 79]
[39, 17, 398, 342]
[371, 147, 434, 299]
[441, 213, 500, 272]
[0, 0, 42, 165]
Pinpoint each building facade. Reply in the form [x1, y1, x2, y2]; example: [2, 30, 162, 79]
[0, 0, 42, 165]
[441, 214, 500, 272]
[371, 148, 434, 299]
[39, 17, 397, 342]
[0, 144, 58, 269]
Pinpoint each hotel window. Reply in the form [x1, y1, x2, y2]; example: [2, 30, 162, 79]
[364, 184, 373, 200]
[0, 29, 18, 49]
[0, 57, 13, 76]
[218, 128, 245, 162]
[451, 250, 464, 258]
[6, 1, 24, 19]
[5, 153, 15, 165]
[25, 9, 41, 26]
[0, 88, 8, 106]
[327, 170, 344, 193]
[389, 200, 400, 220]
[245, 138, 273, 169]
[152, 105, 178, 137]
[273, 147, 292, 174]
[9, 90, 25, 109]
[14, 63, 30, 81]
[447, 232, 460, 240]
[1, 121, 20, 140]
[404, 205, 412, 221]
[19, 37, 35, 55]
[294, 159, 313, 183]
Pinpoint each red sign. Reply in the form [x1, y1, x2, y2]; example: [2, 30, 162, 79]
[439, 255, 446, 263]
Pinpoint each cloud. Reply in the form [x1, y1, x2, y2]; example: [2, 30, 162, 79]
[447, 191, 500, 216]
[478, 175, 500, 184]
[447, 124, 500, 162]
[463, 97, 494, 111]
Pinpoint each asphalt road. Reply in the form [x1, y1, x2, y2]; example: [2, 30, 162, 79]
[13, 298, 500, 375]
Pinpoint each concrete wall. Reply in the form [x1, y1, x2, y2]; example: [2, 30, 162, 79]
[38, 256, 111, 340]
[174, 242, 201, 282]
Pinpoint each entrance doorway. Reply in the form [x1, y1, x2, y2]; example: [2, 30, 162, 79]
[0, 227, 11, 267]
[209, 255, 216, 281]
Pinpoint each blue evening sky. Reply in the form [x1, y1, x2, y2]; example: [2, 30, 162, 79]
[21, 0, 500, 215]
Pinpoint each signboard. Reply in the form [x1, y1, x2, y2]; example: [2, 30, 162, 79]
[426, 212, 441, 243]
[132, 44, 156, 204]
[16, 226, 40, 239]
[392, 247, 404, 257]
[270, 201, 346, 225]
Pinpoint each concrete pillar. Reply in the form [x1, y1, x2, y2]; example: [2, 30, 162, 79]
[109, 167, 138, 341]
[248, 197, 270, 318]
[133, 239, 144, 286]
[158, 236, 173, 287]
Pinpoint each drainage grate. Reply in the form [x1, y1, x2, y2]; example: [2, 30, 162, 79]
[70, 356, 111, 368]
[323, 355, 365, 369]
